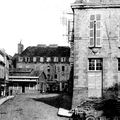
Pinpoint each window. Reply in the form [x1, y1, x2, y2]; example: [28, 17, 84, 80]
[24, 57, 30, 63]
[89, 59, 102, 71]
[61, 57, 66, 62]
[62, 66, 65, 71]
[18, 57, 23, 62]
[33, 57, 37, 62]
[46, 57, 51, 62]
[40, 57, 44, 62]
[118, 59, 120, 71]
[54, 74, 57, 79]
[89, 14, 101, 47]
[54, 57, 58, 62]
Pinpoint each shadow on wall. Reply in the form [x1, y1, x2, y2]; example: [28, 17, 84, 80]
[32, 93, 72, 110]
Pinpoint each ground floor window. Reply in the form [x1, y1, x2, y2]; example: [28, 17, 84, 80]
[89, 58, 102, 71]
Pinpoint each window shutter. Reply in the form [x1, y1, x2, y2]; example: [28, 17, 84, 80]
[96, 14, 101, 47]
[89, 15, 95, 47]
[89, 14, 101, 47]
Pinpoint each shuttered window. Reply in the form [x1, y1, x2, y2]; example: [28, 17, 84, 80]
[89, 14, 101, 47]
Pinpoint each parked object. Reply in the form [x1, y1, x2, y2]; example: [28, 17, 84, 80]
[58, 108, 72, 117]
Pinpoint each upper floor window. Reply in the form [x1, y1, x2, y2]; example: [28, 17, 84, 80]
[89, 14, 101, 48]
[33, 57, 37, 62]
[61, 57, 66, 62]
[89, 58, 102, 71]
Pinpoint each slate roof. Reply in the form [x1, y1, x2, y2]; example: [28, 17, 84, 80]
[74, 0, 120, 5]
[20, 46, 70, 57]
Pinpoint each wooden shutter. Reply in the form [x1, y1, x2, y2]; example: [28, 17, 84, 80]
[89, 14, 101, 47]
[96, 14, 101, 47]
[89, 15, 95, 47]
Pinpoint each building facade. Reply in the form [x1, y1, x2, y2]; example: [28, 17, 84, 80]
[0, 49, 10, 96]
[71, 0, 120, 107]
[11, 44, 71, 93]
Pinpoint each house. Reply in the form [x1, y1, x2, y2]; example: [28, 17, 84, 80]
[11, 42, 71, 92]
[71, 0, 120, 107]
[0, 49, 10, 96]
[9, 68, 47, 95]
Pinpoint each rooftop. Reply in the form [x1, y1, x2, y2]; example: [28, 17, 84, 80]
[20, 46, 70, 57]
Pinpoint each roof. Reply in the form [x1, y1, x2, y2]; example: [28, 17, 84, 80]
[20, 46, 70, 57]
[73, 0, 120, 5]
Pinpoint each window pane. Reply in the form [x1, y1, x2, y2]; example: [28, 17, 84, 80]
[96, 14, 101, 20]
[97, 30, 100, 37]
[89, 59, 95, 70]
[90, 30, 94, 37]
[90, 38, 94, 46]
[97, 22, 100, 29]
[90, 22, 94, 29]
[96, 59, 102, 70]
[96, 38, 101, 46]
[90, 15, 95, 21]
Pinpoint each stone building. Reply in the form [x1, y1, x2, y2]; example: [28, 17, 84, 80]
[11, 43, 71, 93]
[0, 49, 10, 96]
[71, 0, 120, 107]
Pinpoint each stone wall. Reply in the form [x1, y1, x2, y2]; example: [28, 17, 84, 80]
[72, 7, 120, 107]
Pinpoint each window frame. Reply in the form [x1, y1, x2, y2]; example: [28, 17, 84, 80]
[88, 58, 102, 71]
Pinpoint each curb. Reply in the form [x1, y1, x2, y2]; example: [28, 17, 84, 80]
[0, 96, 14, 105]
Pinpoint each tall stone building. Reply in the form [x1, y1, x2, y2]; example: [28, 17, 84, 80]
[71, 0, 120, 107]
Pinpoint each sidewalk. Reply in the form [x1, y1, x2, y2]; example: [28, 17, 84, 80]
[0, 95, 14, 105]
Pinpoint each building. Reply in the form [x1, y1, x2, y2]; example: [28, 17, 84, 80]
[9, 69, 47, 95]
[11, 43, 71, 93]
[0, 49, 10, 96]
[71, 0, 120, 107]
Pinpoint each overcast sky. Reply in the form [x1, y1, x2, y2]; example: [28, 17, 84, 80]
[0, 0, 74, 56]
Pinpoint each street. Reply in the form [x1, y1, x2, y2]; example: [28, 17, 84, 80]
[0, 94, 70, 120]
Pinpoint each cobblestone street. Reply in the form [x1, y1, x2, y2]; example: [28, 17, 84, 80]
[0, 94, 70, 120]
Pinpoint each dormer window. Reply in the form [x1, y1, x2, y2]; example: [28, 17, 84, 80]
[40, 57, 44, 62]
[61, 57, 66, 62]
[33, 57, 37, 62]
[54, 57, 58, 62]
[18, 57, 23, 62]
[46, 57, 51, 62]
[89, 14, 101, 48]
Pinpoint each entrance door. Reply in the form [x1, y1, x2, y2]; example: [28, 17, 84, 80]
[88, 59, 102, 98]
[22, 86, 25, 93]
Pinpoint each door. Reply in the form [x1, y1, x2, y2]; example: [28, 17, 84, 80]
[88, 58, 102, 98]
[88, 72, 102, 98]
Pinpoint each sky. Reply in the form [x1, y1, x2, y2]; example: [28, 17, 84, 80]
[0, 0, 74, 56]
